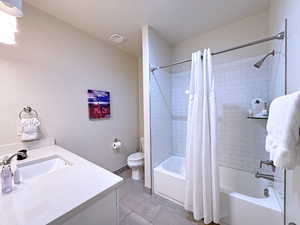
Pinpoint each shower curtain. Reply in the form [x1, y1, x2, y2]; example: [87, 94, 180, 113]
[184, 49, 220, 224]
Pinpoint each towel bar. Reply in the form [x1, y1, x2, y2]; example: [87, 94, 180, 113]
[19, 106, 38, 119]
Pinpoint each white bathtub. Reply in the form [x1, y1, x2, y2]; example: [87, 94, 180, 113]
[154, 156, 185, 205]
[154, 156, 282, 225]
[219, 166, 282, 225]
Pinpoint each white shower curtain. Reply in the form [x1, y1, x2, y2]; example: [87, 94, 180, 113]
[184, 49, 220, 224]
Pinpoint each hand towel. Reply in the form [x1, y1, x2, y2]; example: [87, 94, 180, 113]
[20, 118, 40, 142]
[266, 91, 300, 169]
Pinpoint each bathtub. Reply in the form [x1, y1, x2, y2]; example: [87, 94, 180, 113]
[154, 156, 282, 225]
[219, 166, 282, 225]
[154, 156, 186, 205]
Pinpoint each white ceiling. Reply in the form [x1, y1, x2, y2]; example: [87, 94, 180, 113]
[25, 0, 270, 56]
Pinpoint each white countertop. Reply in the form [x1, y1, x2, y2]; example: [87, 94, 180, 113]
[0, 145, 124, 225]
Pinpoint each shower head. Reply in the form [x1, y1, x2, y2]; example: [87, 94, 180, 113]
[254, 50, 275, 68]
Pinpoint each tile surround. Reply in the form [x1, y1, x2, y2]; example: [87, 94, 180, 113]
[171, 56, 271, 172]
[150, 70, 173, 167]
[151, 55, 285, 210]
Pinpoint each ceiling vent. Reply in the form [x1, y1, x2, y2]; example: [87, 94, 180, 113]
[109, 34, 126, 44]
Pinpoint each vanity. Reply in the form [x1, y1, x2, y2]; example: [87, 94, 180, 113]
[0, 138, 123, 225]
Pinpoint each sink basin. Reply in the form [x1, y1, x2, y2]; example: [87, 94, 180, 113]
[18, 155, 71, 181]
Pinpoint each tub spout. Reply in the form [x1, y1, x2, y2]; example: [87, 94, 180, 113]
[255, 172, 274, 182]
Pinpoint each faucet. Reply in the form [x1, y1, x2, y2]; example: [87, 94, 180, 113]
[260, 160, 276, 172]
[1, 152, 26, 166]
[255, 171, 274, 182]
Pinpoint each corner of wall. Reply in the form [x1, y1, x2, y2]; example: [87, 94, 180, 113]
[142, 25, 152, 189]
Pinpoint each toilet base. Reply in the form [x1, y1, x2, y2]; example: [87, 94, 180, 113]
[131, 166, 143, 180]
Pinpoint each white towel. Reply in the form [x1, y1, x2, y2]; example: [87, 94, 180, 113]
[266, 91, 300, 169]
[20, 118, 40, 142]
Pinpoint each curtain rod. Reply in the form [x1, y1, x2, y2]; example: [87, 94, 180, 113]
[151, 32, 285, 72]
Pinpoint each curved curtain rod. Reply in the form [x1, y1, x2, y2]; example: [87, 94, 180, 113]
[151, 31, 285, 72]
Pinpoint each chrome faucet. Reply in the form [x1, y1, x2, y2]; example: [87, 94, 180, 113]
[255, 171, 274, 182]
[1, 152, 26, 166]
[260, 160, 276, 172]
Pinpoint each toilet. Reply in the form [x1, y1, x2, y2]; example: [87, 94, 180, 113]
[127, 138, 144, 180]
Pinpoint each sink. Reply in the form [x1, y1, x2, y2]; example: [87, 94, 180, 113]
[18, 155, 71, 181]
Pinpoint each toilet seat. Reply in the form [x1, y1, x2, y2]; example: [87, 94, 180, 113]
[127, 152, 144, 169]
[128, 152, 144, 161]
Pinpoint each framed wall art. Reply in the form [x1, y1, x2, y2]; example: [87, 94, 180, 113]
[88, 90, 110, 119]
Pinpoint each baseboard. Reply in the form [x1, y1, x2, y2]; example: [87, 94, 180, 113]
[144, 186, 152, 194]
[113, 165, 129, 175]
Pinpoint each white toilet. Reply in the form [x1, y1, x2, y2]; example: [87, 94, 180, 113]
[127, 138, 144, 180]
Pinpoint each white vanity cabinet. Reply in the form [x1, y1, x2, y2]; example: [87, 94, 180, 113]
[49, 189, 120, 225]
[0, 142, 123, 225]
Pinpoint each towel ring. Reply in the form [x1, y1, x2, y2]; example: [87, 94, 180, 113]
[19, 106, 38, 119]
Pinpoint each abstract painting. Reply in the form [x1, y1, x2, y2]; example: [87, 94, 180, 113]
[88, 90, 110, 119]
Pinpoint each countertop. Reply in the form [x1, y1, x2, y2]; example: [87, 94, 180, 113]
[0, 145, 123, 225]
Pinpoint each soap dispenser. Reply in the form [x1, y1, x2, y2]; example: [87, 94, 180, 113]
[1, 152, 26, 193]
[1, 159, 13, 194]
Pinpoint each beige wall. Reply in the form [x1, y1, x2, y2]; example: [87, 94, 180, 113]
[269, 1, 300, 224]
[0, 4, 139, 171]
[172, 11, 270, 65]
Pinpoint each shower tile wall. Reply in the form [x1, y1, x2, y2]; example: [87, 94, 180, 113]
[214, 56, 270, 172]
[171, 71, 189, 157]
[269, 44, 286, 210]
[150, 70, 173, 167]
[171, 56, 271, 173]
[148, 26, 173, 168]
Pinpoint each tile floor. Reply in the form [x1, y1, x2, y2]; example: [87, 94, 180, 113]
[118, 169, 216, 225]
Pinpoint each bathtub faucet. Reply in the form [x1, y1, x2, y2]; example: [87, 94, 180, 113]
[255, 172, 274, 182]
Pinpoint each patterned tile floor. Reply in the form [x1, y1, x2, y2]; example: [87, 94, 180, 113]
[118, 170, 217, 225]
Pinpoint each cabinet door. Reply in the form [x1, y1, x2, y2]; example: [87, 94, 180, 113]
[49, 190, 118, 225]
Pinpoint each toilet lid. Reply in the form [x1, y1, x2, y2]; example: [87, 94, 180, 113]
[128, 152, 144, 161]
